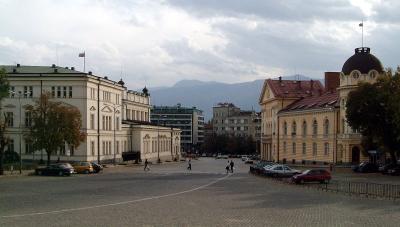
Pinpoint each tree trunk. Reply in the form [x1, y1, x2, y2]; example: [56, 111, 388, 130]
[46, 151, 51, 166]
[0, 149, 4, 175]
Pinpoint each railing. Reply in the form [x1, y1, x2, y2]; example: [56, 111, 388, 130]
[251, 171, 400, 200]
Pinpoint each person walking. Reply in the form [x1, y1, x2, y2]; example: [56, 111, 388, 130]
[230, 160, 234, 173]
[187, 159, 192, 171]
[225, 164, 230, 174]
[144, 159, 150, 171]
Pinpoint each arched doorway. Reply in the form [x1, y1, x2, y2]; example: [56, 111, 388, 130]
[351, 146, 360, 164]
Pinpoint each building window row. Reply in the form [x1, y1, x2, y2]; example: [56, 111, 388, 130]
[283, 119, 330, 137]
[282, 142, 330, 157]
[51, 86, 72, 98]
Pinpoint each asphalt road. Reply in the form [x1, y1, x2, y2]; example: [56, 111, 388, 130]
[1, 158, 400, 227]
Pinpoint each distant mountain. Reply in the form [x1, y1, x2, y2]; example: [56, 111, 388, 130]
[149, 75, 322, 120]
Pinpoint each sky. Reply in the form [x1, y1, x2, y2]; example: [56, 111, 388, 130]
[0, 0, 399, 90]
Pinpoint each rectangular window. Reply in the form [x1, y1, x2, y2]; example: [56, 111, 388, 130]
[62, 86, 67, 98]
[302, 143, 306, 155]
[324, 143, 329, 155]
[102, 116, 105, 130]
[116, 94, 120, 104]
[108, 116, 112, 131]
[8, 139, 14, 152]
[68, 86, 72, 98]
[57, 86, 61, 98]
[102, 141, 105, 155]
[313, 143, 317, 156]
[23, 86, 32, 98]
[90, 114, 95, 129]
[51, 86, 55, 98]
[25, 111, 32, 127]
[116, 141, 119, 154]
[283, 142, 287, 154]
[116, 117, 120, 130]
[292, 142, 296, 154]
[91, 141, 95, 156]
[6, 112, 13, 127]
[108, 141, 112, 155]
[25, 142, 33, 154]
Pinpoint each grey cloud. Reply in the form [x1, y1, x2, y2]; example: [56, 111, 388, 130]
[167, 0, 364, 22]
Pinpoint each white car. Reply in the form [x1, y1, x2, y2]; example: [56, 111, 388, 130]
[263, 165, 300, 178]
[244, 157, 253, 164]
[241, 155, 248, 161]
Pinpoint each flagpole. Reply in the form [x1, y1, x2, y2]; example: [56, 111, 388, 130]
[84, 51, 86, 73]
[361, 20, 363, 47]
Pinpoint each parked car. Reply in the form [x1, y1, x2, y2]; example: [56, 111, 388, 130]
[260, 163, 279, 175]
[387, 166, 400, 176]
[35, 163, 74, 176]
[352, 162, 379, 173]
[90, 162, 104, 173]
[72, 161, 94, 174]
[292, 169, 331, 184]
[379, 163, 398, 174]
[244, 158, 254, 164]
[241, 155, 249, 161]
[263, 165, 300, 178]
[250, 161, 274, 174]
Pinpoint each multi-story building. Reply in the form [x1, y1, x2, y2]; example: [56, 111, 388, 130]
[151, 104, 204, 152]
[1, 64, 181, 163]
[259, 47, 385, 165]
[212, 103, 261, 151]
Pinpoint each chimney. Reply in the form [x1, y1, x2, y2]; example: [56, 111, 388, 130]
[324, 72, 340, 92]
[71, 67, 75, 70]
[16, 63, 20, 67]
[88, 71, 92, 75]
[51, 64, 56, 68]
[54, 68, 58, 73]
[279, 76, 282, 82]
[104, 76, 108, 79]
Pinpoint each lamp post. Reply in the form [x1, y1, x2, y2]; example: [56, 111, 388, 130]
[112, 103, 121, 165]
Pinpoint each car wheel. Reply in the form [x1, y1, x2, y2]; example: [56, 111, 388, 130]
[58, 171, 63, 176]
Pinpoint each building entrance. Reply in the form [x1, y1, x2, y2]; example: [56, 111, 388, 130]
[351, 146, 360, 164]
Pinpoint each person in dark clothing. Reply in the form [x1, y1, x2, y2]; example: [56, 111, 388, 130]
[225, 164, 230, 174]
[187, 159, 192, 171]
[230, 160, 234, 173]
[144, 159, 150, 171]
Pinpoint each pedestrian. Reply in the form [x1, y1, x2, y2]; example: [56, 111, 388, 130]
[187, 159, 192, 171]
[230, 160, 234, 173]
[225, 164, 230, 174]
[144, 159, 150, 171]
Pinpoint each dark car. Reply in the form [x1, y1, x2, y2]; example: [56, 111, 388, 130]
[35, 163, 74, 176]
[379, 163, 398, 174]
[387, 166, 400, 176]
[352, 162, 378, 173]
[292, 169, 331, 184]
[90, 162, 104, 173]
[250, 161, 274, 174]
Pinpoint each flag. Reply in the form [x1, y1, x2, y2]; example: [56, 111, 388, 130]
[359, 22, 363, 27]
[78, 52, 85, 57]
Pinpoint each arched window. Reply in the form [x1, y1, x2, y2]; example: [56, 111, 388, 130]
[292, 121, 297, 136]
[312, 120, 318, 136]
[302, 121, 307, 137]
[324, 119, 329, 136]
[283, 121, 288, 135]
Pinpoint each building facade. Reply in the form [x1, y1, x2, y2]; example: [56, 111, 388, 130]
[259, 47, 385, 165]
[1, 64, 181, 163]
[151, 104, 204, 152]
[212, 103, 261, 151]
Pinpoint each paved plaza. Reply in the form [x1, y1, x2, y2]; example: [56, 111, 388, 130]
[1, 158, 400, 227]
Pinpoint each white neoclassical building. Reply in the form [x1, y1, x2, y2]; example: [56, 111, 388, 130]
[1, 64, 181, 163]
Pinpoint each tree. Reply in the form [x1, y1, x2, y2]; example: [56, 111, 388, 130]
[0, 68, 10, 175]
[26, 93, 86, 166]
[346, 69, 400, 163]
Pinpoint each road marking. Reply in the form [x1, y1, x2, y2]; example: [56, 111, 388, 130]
[1, 173, 232, 218]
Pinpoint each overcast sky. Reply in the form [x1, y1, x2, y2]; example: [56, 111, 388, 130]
[0, 0, 398, 89]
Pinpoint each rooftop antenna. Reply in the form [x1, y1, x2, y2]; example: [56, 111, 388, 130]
[359, 21, 364, 47]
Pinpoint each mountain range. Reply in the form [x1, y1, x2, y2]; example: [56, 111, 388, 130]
[149, 75, 323, 120]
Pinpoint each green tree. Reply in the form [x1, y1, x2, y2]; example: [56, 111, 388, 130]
[26, 93, 86, 166]
[0, 68, 10, 175]
[346, 69, 400, 163]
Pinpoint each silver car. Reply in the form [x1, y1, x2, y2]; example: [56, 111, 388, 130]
[264, 165, 300, 178]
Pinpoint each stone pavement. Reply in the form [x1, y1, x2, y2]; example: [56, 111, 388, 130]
[0, 158, 399, 227]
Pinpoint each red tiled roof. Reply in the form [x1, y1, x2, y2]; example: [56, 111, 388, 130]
[280, 91, 339, 113]
[267, 79, 324, 99]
